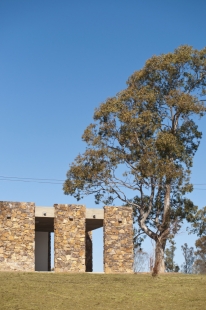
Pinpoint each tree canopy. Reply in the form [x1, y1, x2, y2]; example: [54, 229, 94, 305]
[64, 45, 206, 274]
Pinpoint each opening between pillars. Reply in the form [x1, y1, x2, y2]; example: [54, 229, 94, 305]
[87, 227, 103, 272]
[35, 231, 53, 271]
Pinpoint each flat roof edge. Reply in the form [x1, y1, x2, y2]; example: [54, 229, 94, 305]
[35, 206, 104, 219]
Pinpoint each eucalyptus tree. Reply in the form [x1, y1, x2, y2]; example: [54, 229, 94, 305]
[194, 236, 206, 274]
[165, 240, 179, 272]
[192, 206, 206, 274]
[64, 45, 206, 275]
[181, 243, 195, 274]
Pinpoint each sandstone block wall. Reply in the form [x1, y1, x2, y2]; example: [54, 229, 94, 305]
[54, 204, 86, 272]
[86, 231, 93, 272]
[0, 201, 35, 271]
[104, 206, 133, 273]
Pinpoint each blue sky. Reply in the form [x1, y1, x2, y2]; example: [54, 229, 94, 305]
[1, 0, 206, 271]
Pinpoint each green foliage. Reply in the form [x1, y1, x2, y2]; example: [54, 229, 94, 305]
[165, 240, 179, 272]
[192, 206, 206, 237]
[194, 236, 206, 274]
[64, 45, 206, 273]
[181, 243, 195, 274]
[192, 207, 206, 274]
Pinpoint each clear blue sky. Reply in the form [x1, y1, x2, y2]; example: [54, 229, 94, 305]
[1, 0, 206, 271]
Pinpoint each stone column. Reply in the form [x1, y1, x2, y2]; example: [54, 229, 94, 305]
[0, 201, 35, 271]
[104, 206, 133, 273]
[86, 231, 93, 272]
[54, 204, 86, 272]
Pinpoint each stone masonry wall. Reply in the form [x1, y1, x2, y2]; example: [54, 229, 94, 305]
[0, 201, 35, 271]
[54, 204, 86, 272]
[86, 231, 92, 272]
[104, 206, 133, 273]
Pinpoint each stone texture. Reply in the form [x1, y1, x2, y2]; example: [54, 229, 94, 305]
[0, 201, 134, 273]
[0, 201, 35, 271]
[54, 204, 86, 272]
[86, 231, 93, 272]
[104, 206, 133, 273]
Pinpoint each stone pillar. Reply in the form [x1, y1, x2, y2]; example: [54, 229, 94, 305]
[54, 204, 86, 272]
[0, 201, 35, 271]
[104, 206, 133, 273]
[86, 231, 93, 272]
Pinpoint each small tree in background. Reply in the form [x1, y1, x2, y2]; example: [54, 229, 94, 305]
[192, 206, 206, 236]
[165, 240, 179, 272]
[192, 207, 206, 274]
[64, 45, 206, 275]
[181, 243, 195, 274]
[134, 248, 149, 272]
[194, 236, 206, 274]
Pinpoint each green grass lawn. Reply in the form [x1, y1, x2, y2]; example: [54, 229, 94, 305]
[0, 272, 205, 310]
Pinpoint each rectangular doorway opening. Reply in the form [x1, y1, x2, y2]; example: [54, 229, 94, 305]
[85, 214, 104, 273]
[91, 227, 103, 272]
[35, 217, 54, 271]
[35, 232, 51, 271]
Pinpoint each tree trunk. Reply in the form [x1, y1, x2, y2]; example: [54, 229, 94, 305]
[152, 239, 166, 276]
[152, 182, 170, 276]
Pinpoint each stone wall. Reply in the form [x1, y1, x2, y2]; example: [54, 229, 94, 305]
[54, 204, 86, 272]
[104, 206, 133, 273]
[0, 201, 35, 271]
[0, 202, 134, 273]
[86, 231, 92, 272]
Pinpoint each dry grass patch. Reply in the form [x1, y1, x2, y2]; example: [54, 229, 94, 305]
[0, 272, 205, 310]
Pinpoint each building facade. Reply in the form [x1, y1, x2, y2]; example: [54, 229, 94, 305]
[0, 201, 133, 273]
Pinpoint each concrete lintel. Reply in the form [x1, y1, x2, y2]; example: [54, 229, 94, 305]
[35, 207, 54, 218]
[35, 207, 104, 220]
[86, 209, 104, 220]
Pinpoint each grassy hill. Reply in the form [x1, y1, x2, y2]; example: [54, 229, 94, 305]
[0, 272, 205, 309]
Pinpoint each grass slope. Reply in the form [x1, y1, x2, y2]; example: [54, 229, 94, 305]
[0, 272, 205, 310]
